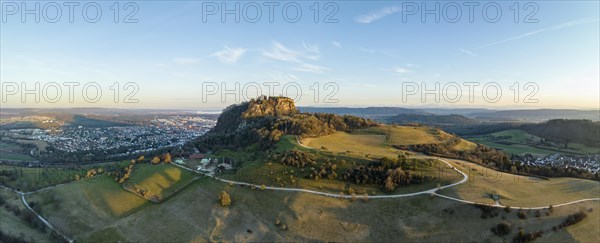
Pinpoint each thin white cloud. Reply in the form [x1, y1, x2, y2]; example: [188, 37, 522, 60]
[293, 63, 329, 73]
[212, 46, 246, 64]
[476, 18, 599, 49]
[263, 42, 302, 62]
[263, 41, 320, 62]
[458, 48, 478, 57]
[302, 42, 320, 60]
[393, 66, 411, 73]
[263, 42, 328, 73]
[355, 6, 401, 24]
[174, 57, 200, 65]
[267, 72, 300, 82]
[406, 63, 420, 68]
[332, 41, 342, 48]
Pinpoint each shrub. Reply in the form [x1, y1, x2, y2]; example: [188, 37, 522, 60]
[513, 230, 543, 243]
[491, 222, 512, 236]
[218, 191, 231, 206]
[556, 210, 587, 229]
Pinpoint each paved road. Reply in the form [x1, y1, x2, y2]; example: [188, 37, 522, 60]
[292, 137, 600, 207]
[0, 148, 597, 242]
[173, 160, 600, 208]
[0, 185, 73, 243]
[175, 158, 465, 199]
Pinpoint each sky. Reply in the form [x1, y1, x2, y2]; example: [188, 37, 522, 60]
[1, 0, 599, 110]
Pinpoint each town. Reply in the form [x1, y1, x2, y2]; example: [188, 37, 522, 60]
[0, 115, 217, 159]
[514, 153, 600, 173]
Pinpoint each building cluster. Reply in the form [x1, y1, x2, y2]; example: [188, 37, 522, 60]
[2, 116, 216, 156]
[516, 153, 600, 173]
[178, 153, 234, 175]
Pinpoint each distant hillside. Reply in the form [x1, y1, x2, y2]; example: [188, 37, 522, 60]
[420, 108, 494, 116]
[298, 107, 427, 119]
[471, 109, 600, 122]
[521, 119, 600, 147]
[69, 115, 133, 128]
[386, 114, 479, 126]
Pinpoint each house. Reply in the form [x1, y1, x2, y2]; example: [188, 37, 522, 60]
[217, 159, 233, 171]
[189, 153, 205, 160]
[217, 163, 232, 170]
[197, 158, 216, 173]
[174, 159, 185, 165]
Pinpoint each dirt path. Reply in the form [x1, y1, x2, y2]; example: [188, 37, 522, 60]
[172, 160, 599, 207]
[0, 185, 73, 242]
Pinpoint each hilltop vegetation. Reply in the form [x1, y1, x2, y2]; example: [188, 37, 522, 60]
[521, 119, 600, 148]
[386, 114, 479, 126]
[195, 96, 376, 150]
[191, 97, 464, 194]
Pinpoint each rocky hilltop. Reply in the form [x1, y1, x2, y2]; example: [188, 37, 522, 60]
[242, 96, 299, 118]
[194, 96, 376, 150]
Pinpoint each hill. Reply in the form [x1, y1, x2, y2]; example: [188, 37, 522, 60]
[521, 119, 600, 148]
[298, 106, 427, 119]
[471, 109, 600, 122]
[386, 114, 479, 126]
[195, 96, 376, 150]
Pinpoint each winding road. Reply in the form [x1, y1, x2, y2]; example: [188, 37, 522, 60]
[1, 145, 597, 242]
[173, 158, 599, 209]
[0, 185, 73, 243]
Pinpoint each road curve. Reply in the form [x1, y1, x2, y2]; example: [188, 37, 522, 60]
[0, 185, 73, 243]
[172, 160, 599, 208]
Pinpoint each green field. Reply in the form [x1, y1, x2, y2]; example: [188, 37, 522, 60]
[126, 163, 197, 200]
[25, 175, 150, 239]
[0, 165, 86, 191]
[303, 125, 451, 159]
[0, 142, 20, 151]
[0, 189, 55, 242]
[5, 124, 598, 242]
[467, 129, 600, 156]
[22, 175, 599, 242]
[0, 141, 35, 161]
[219, 126, 465, 196]
[0, 151, 35, 161]
[14, 139, 49, 153]
[438, 159, 600, 207]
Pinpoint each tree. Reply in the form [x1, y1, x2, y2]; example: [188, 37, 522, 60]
[385, 176, 396, 191]
[491, 222, 512, 236]
[151, 156, 161, 164]
[218, 191, 231, 206]
[163, 153, 172, 164]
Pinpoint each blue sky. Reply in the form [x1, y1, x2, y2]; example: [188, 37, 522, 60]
[1, 1, 598, 109]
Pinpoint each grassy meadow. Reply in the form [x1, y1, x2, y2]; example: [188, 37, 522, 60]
[467, 129, 600, 156]
[438, 159, 600, 207]
[126, 163, 197, 200]
[20, 175, 599, 242]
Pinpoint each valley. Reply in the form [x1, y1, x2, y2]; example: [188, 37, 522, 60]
[1, 97, 598, 242]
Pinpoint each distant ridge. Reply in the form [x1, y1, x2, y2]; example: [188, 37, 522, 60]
[299, 106, 428, 118]
[386, 114, 479, 126]
[471, 109, 600, 122]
